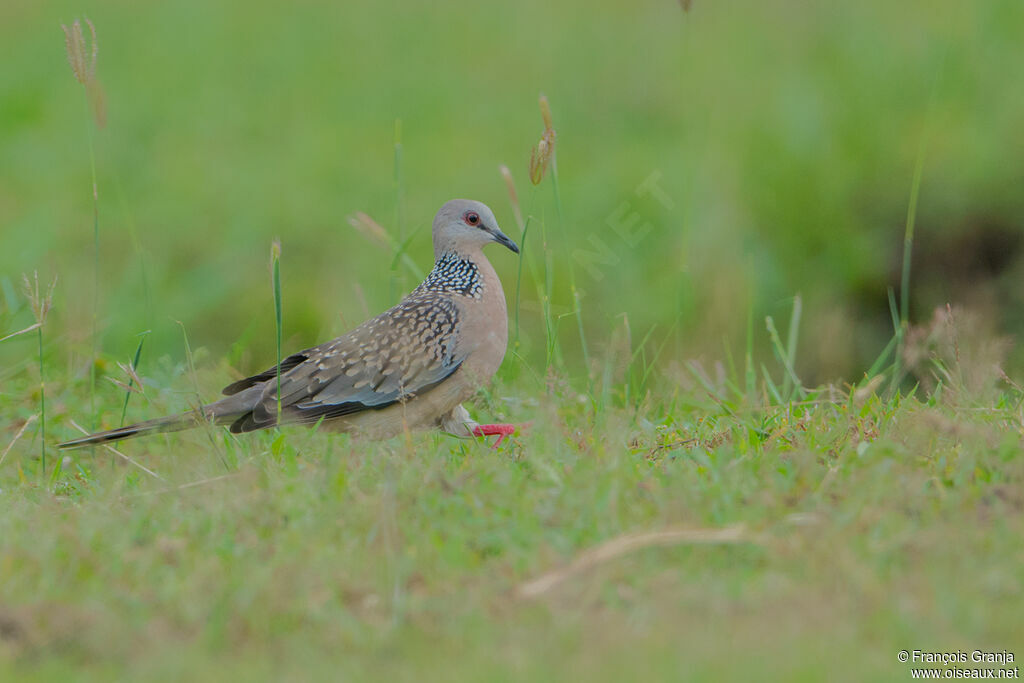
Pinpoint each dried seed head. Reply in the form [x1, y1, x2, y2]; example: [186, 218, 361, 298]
[62, 18, 97, 85]
[62, 20, 86, 85]
[348, 212, 393, 250]
[528, 148, 542, 186]
[679, 0, 693, 11]
[528, 94, 557, 186]
[21, 272, 58, 325]
[84, 18, 98, 80]
[61, 18, 105, 128]
[528, 146, 543, 186]
[538, 94, 554, 135]
[499, 165, 524, 229]
[270, 239, 282, 262]
[115, 360, 147, 395]
[529, 130, 555, 186]
[107, 375, 142, 395]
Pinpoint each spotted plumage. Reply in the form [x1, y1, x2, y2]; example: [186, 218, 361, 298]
[416, 252, 483, 298]
[224, 291, 465, 433]
[59, 199, 520, 449]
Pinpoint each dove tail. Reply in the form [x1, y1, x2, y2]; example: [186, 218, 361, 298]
[58, 413, 203, 449]
[58, 385, 267, 449]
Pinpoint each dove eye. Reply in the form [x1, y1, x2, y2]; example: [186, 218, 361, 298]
[464, 211, 480, 226]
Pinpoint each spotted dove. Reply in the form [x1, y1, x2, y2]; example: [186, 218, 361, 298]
[59, 199, 520, 449]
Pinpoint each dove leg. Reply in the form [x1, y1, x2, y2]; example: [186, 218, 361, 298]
[472, 423, 519, 448]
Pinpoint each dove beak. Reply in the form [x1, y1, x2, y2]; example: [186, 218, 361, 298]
[490, 228, 520, 254]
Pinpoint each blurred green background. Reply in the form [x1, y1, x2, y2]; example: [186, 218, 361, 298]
[3, 0, 1024, 386]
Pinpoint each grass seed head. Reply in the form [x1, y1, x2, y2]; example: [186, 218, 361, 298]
[528, 94, 557, 186]
[538, 94, 554, 134]
[62, 19, 92, 85]
[61, 17, 105, 127]
[499, 165, 524, 229]
[529, 132, 555, 186]
[21, 272, 57, 326]
[348, 212, 393, 250]
[116, 360, 146, 394]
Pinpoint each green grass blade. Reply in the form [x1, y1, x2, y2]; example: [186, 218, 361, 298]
[119, 332, 149, 427]
[37, 325, 45, 480]
[272, 241, 283, 425]
[513, 216, 532, 348]
[745, 302, 756, 399]
[760, 363, 784, 405]
[389, 223, 425, 281]
[784, 294, 802, 386]
[865, 334, 899, 381]
[765, 315, 804, 400]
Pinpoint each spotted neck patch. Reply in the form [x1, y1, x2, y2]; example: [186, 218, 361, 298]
[416, 252, 483, 298]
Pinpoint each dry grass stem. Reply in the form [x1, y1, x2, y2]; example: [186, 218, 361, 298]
[105, 377, 142, 395]
[69, 420, 163, 480]
[122, 473, 239, 499]
[499, 165, 524, 229]
[0, 323, 42, 344]
[517, 524, 754, 598]
[0, 415, 39, 469]
[348, 212, 393, 250]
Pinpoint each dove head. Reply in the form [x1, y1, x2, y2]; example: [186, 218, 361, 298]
[432, 199, 519, 259]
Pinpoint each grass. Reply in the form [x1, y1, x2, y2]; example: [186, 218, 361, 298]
[61, 17, 104, 432]
[34, 315, 45, 478]
[7, 0, 1022, 382]
[2, 0, 1024, 679]
[271, 240, 283, 425]
[117, 332, 147, 427]
[1, 344, 1021, 680]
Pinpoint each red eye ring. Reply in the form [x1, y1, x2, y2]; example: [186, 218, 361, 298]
[464, 211, 480, 226]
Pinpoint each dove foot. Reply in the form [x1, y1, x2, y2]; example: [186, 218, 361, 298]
[472, 423, 518, 448]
